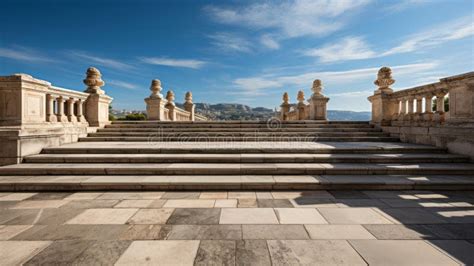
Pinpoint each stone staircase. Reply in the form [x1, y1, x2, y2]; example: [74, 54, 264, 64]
[1, 120, 473, 191]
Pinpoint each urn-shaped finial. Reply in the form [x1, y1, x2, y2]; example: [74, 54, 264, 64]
[185, 91, 193, 103]
[166, 90, 175, 103]
[374, 67, 395, 92]
[83, 67, 105, 94]
[282, 92, 289, 104]
[312, 79, 322, 95]
[149, 79, 163, 99]
[297, 90, 305, 103]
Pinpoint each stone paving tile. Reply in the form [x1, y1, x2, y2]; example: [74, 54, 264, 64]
[329, 190, 371, 199]
[66, 208, 138, 224]
[238, 199, 258, 208]
[336, 199, 389, 208]
[0, 209, 38, 224]
[0, 240, 51, 265]
[6, 208, 85, 225]
[220, 208, 279, 224]
[194, 240, 236, 266]
[161, 192, 200, 199]
[236, 240, 271, 266]
[128, 208, 174, 224]
[375, 208, 448, 224]
[119, 225, 167, 240]
[305, 225, 376, 240]
[422, 224, 474, 239]
[115, 240, 200, 265]
[0, 201, 19, 209]
[215, 199, 238, 208]
[28, 192, 73, 200]
[363, 224, 441, 240]
[428, 240, 474, 265]
[242, 225, 309, 240]
[362, 190, 418, 199]
[60, 199, 119, 209]
[71, 240, 131, 265]
[256, 192, 274, 199]
[0, 193, 37, 201]
[24, 240, 93, 265]
[167, 225, 242, 240]
[228, 192, 257, 199]
[0, 225, 32, 240]
[115, 199, 154, 208]
[63, 192, 104, 200]
[147, 199, 167, 208]
[272, 191, 334, 199]
[13, 224, 127, 241]
[319, 208, 393, 224]
[98, 192, 164, 200]
[167, 208, 220, 225]
[13, 200, 69, 209]
[350, 240, 458, 265]
[163, 199, 215, 208]
[435, 209, 474, 223]
[267, 240, 367, 265]
[257, 199, 293, 208]
[290, 198, 340, 208]
[275, 208, 328, 224]
[199, 192, 228, 199]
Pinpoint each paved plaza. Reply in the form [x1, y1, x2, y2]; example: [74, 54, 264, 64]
[0, 190, 473, 265]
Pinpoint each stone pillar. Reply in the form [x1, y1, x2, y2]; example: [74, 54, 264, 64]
[46, 94, 57, 122]
[368, 67, 397, 126]
[144, 79, 167, 121]
[165, 90, 176, 121]
[280, 92, 291, 121]
[444, 72, 474, 125]
[407, 96, 414, 120]
[56, 96, 68, 122]
[76, 99, 86, 123]
[296, 90, 306, 120]
[66, 97, 76, 122]
[434, 91, 447, 123]
[423, 94, 433, 121]
[308, 79, 329, 120]
[415, 96, 423, 114]
[83, 67, 113, 127]
[183, 92, 195, 121]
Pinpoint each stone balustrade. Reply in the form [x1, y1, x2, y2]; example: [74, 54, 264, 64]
[144, 80, 206, 121]
[280, 79, 329, 121]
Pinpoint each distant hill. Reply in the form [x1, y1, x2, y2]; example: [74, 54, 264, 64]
[176, 102, 370, 121]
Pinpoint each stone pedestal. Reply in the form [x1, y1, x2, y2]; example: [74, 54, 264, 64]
[85, 94, 112, 127]
[309, 95, 329, 120]
[280, 103, 290, 121]
[145, 97, 166, 121]
[368, 92, 397, 126]
[184, 102, 195, 121]
[444, 73, 474, 126]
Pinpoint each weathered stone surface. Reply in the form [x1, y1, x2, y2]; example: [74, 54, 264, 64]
[168, 225, 242, 240]
[236, 240, 271, 266]
[305, 225, 375, 240]
[167, 208, 220, 225]
[119, 225, 165, 240]
[220, 208, 278, 224]
[0, 240, 51, 265]
[24, 240, 93, 265]
[72, 240, 131, 265]
[242, 225, 309, 240]
[194, 240, 236, 266]
[128, 208, 174, 224]
[66, 208, 138, 224]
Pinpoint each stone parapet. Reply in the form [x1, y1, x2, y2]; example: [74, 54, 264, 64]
[281, 79, 330, 121]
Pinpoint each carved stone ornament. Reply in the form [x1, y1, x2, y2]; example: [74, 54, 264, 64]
[374, 66, 395, 91]
[297, 90, 305, 103]
[166, 90, 175, 103]
[282, 92, 289, 104]
[312, 79, 322, 95]
[149, 79, 163, 99]
[83, 67, 105, 94]
[185, 91, 193, 103]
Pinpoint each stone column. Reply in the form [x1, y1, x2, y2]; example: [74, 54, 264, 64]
[308, 79, 329, 120]
[368, 67, 397, 126]
[434, 91, 447, 123]
[296, 90, 306, 120]
[165, 90, 176, 121]
[56, 96, 68, 122]
[280, 92, 291, 121]
[444, 72, 474, 125]
[66, 97, 76, 122]
[83, 67, 113, 127]
[414, 96, 423, 121]
[76, 99, 87, 123]
[407, 96, 414, 121]
[46, 94, 57, 122]
[183, 92, 195, 121]
[144, 79, 167, 121]
[423, 94, 433, 121]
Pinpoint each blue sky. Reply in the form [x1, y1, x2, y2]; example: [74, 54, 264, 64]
[1, 0, 473, 111]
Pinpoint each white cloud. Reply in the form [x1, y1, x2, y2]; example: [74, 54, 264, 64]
[260, 35, 280, 50]
[107, 80, 138, 90]
[140, 57, 207, 69]
[67, 51, 133, 71]
[384, 0, 432, 13]
[208, 32, 253, 53]
[304, 36, 376, 62]
[0, 46, 55, 62]
[204, 0, 371, 38]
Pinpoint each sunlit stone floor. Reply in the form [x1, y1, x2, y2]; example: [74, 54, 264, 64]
[0, 190, 473, 265]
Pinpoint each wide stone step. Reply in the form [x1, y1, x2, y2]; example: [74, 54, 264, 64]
[98, 127, 382, 133]
[105, 123, 374, 129]
[111, 120, 370, 125]
[24, 153, 469, 164]
[1, 163, 473, 175]
[1, 175, 473, 191]
[78, 136, 400, 142]
[88, 132, 388, 137]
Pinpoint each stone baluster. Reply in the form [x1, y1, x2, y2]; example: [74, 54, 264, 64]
[280, 92, 290, 121]
[183, 92, 195, 121]
[165, 90, 176, 121]
[46, 94, 57, 122]
[76, 99, 86, 123]
[434, 91, 447, 123]
[144, 79, 166, 121]
[66, 97, 76, 122]
[296, 90, 306, 120]
[56, 96, 68, 122]
[423, 94, 433, 122]
[407, 96, 415, 120]
[83, 67, 113, 127]
[308, 79, 329, 120]
[414, 95, 423, 121]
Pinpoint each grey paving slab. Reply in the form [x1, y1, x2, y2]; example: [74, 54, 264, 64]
[428, 240, 474, 265]
[0, 225, 32, 240]
[98, 192, 164, 200]
[350, 240, 459, 266]
[363, 224, 441, 240]
[236, 240, 271, 266]
[257, 199, 293, 208]
[422, 224, 474, 239]
[0, 193, 37, 201]
[194, 240, 236, 266]
[127, 208, 174, 224]
[305, 225, 376, 240]
[167, 225, 242, 240]
[66, 208, 138, 224]
[71, 240, 131, 266]
[13, 200, 69, 209]
[336, 199, 389, 208]
[0, 240, 51, 265]
[275, 208, 328, 224]
[267, 240, 367, 265]
[24, 240, 93, 265]
[28, 192, 73, 200]
[6, 208, 85, 225]
[161, 192, 200, 199]
[64, 192, 104, 200]
[242, 225, 309, 240]
[0, 201, 19, 209]
[435, 209, 474, 223]
[13, 224, 127, 241]
[291, 198, 340, 208]
[220, 208, 279, 224]
[319, 208, 393, 224]
[164, 199, 215, 208]
[60, 199, 119, 209]
[329, 190, 371, 199]
[376, 208, 448, 224]
[119, 225, 166, 240]
[167, 208, 220, 225]
[238, 199, 258, 208]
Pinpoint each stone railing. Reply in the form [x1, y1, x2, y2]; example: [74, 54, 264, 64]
[280, 79, 329, 121]
[369, 67, 474, 159]
[0, 67, 113, 165]
[144, 80, 206, 121]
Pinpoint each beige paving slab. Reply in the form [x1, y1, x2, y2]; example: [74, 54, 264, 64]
[127, 209, 174, 224]
[290, 198, 340, 208]
[63, 192, 103, 200]
[350, 240, 458, 265]
[305, 225, 376, 239]
[256, 192, 274, 199]
[66, 208, 138, 224]
[228, 192, 257, 199]
[0, 241, 51, 265]
[267, 240, 366, 265]
[0, 193, 37, 201]
[238, 199, 257, 208]
[199, 192, 228, 199]
[13, 200, 69, 209]
[0, 225, 33, 240]
[163, 200, 215, 208]
[215, 199, 237, 208]
[242, 225, 309, 240]
[319, 208, 393, 224]
[275, 208, 327, 224]
[115, 240, 200, 265]
[97, 192, 164, 200]
[272, 191, 334, 199]
[220, 208, 279, 224]
[115, 200, 154, 208]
